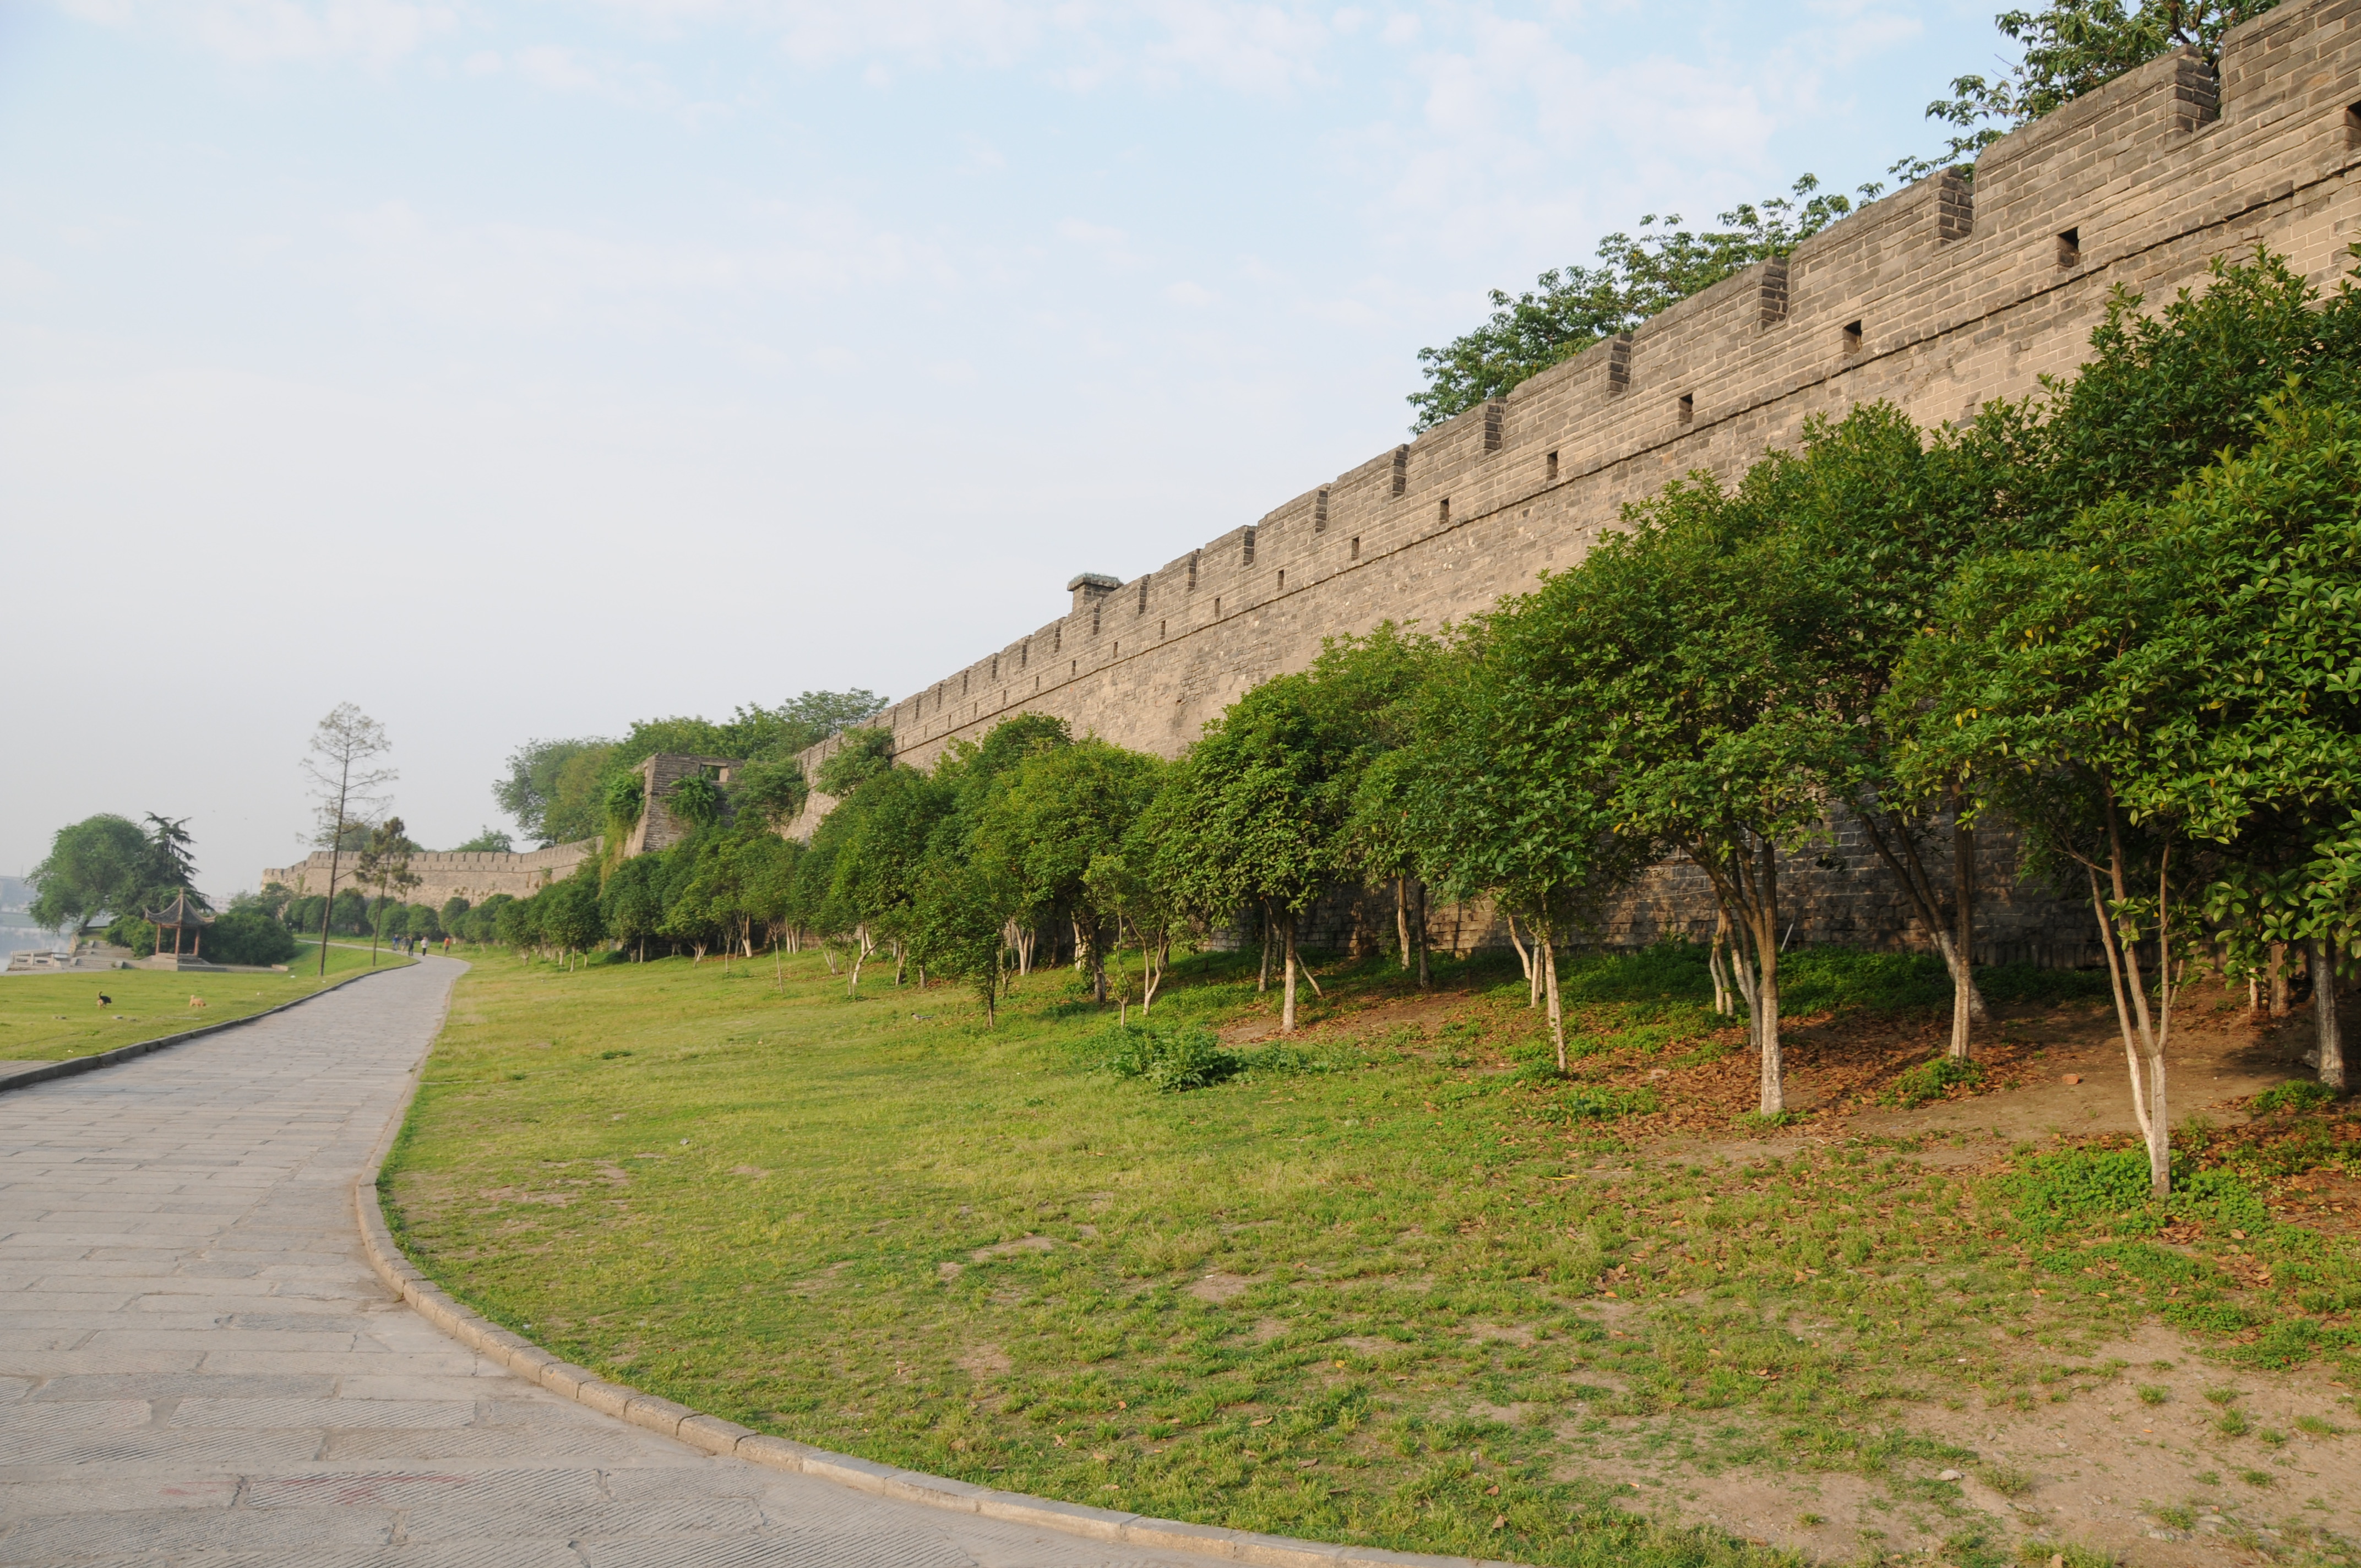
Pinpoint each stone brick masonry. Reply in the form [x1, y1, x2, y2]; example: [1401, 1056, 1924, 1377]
[259, 841, 600, 913]
[800, 0, 2361, 959]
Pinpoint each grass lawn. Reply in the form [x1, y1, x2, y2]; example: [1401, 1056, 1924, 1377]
[384, 941, 2361, 1567]
[0, 941, 414, 1061]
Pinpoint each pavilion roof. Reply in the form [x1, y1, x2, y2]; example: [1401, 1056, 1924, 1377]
[146, 891, 212, 928]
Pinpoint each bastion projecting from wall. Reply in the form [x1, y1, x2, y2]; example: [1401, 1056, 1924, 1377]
[781, 0, 2361, 959]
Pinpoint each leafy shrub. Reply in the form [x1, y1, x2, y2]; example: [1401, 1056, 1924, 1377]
[1976, 962, 2111, 1007]
[1098, 1022, 1238, 1092]
[205, 910, 299, 967]
[1242, 1042, 1350, 1076]
[104, 914, 156, 957]
[2253, 1080, 2337, 1115]
[1553, 941, 1713, 1007]
[2174, 1167, 2272, 1232]
[1559, 1083, 1659, 1120]
[1778, 949, 1956, 1012]
[2006, 1147, 2155, 1234]
[1888, 1055, 1984, 1108]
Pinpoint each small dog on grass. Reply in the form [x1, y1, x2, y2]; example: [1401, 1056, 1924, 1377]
[188, 995, 206, 1009]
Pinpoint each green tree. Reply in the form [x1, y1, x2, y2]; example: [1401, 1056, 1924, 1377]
[909, 856, 1016, 1025]
[1896, 0, 2283, 179]
[496, 891, 542, 956]
[1548, 471, 1837, 1115]
[233, 883, 295, 921]
[1763, 401, 2037, 1058]
[1408, 178, 1868, 431]
[330, 888, 370, 935]
[466, 892, 515, 946]
[540, 869, 607, 969]
[204, 910, 298, 966]
[717, 689, 889, 759]
[1384, 616, 1656, 1067]
[449, 827, 514, 853]
[975, 738, 1163, 1003]
[815, 727, 897, 797]
[28, 815, 156, 934]
[731, 759, 809, 829]
[823, 765, 952, 993]
[673, 831, 763, 970]
[1140, 673, 1348, 1032]
[659, 836, 728, 963]
[667, 775, 726, 831]
[349, 818, 422, 968]
[496, 738, 615, 846]
[141, 813, 199, 900]
[599, 852, 670, 961]
[1890, 521, 2195, 1190]
[302, 703, 396, 975]
[1082, 841, 1181, 1012]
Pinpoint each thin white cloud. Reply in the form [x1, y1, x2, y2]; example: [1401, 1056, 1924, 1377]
[1056, 217, 1145, 271]
[329, 199, 957, 334]
[52, 0, 456, 63]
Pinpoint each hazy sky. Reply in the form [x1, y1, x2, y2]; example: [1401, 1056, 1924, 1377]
[1, 0, 2005, 902]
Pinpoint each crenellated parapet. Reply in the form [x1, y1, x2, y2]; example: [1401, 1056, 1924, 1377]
[778, 0, 2361, 956]
[260, 840, 600, 910]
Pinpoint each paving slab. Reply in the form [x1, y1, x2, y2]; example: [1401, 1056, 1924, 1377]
[0, 958, 1252, 1567]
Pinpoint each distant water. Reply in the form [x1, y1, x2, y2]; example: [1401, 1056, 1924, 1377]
[2, 924, 61, 957]
[0, 875, 62, 956]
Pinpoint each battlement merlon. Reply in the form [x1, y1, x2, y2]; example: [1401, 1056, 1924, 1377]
[259, 840, 602, 907]
[779, 0, 2361, 831]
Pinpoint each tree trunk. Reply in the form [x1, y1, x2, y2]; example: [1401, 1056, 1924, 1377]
[2088, 803, 2174, 1196]
[1707, 837, 1784, 1117]
[1282, 916, 1298, 1033]
[1413, 880, 1430, 991]
[2317, 939, 2346, 1093]
[1542, 929, 1565, 1070]
[1505, 911, 1534, 1004]
[1144, 935, 1167, 1012]
[1943, 810, 1979, 1059]
[1258, 903, 1273, 993]
[1750, 844, 1784, 1117]
[847, 940, 866, 998]
[1851, 786, 1988, 1037]
[2269, 943, 2289, 1017]
[1089, 923, 1107, 1004]
[1396, 879, 1411, 970]
[1707, 911, 1733, 1016]
[895, 941, 907, 987]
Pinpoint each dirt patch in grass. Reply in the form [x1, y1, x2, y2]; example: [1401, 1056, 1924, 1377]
[388, 942, 2361, 1568]
[1187, 1271, 1260, 1304]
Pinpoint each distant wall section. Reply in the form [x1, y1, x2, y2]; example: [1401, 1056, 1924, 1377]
[260, 840, 599, 910]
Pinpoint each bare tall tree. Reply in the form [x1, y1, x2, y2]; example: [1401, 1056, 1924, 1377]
[351, 816, 420, 970]
[301, 704, 396, 977]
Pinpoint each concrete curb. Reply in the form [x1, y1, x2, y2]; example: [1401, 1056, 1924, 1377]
[352, 990, 1526, 1568]
[0, 957, 417, 1096]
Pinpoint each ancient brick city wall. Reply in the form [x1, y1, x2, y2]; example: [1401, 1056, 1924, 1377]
[785, 0, 2361, 960]
[623, 754, 746, 858]
[260, 841, 600, 912]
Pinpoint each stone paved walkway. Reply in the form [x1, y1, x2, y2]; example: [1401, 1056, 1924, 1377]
[0, 957, 1222, 1567]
